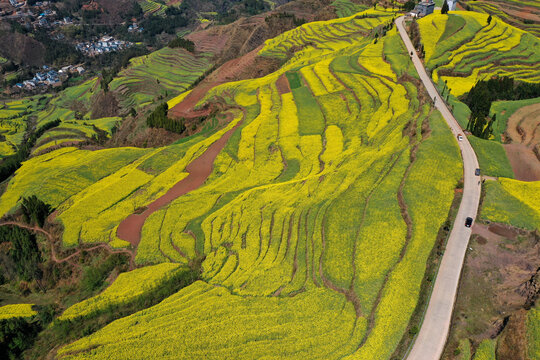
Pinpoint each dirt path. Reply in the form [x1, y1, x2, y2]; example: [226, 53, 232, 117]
[0, 221, 135, 269]
[116, 118, 243, 247]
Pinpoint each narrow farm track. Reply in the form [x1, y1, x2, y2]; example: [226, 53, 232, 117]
[396, 16, 482, 360]
[0, 221, 135, 269]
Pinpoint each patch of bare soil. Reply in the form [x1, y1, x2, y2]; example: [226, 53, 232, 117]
[496, 309, 529, 360]
[495, 3, 540, 22]
[504, 143, 540, 181]
[488, 223, 518, 240]
[442, 223, 540, 359]
[169, 44, 280, 119]
[506, 102, 540, 146]
[276, 73, 292, 95]
[503, 102, 540, 181]
[116, 113, 242, 247]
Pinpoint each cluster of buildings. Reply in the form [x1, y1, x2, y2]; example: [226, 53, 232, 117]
[0, 0, 73, 29]
[408, 0, 458, 17]
[8, 0, 24, 8]
[14, 65, 85, 91]
[128, 23, 143, 33]
[76, 36, 132, 56]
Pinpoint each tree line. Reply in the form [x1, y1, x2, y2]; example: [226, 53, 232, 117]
[168, 37, 196, 53]
[146, 103, 186, 134]
[464, 77, 540, 138]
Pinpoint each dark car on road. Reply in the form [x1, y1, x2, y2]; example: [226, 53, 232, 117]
[475, 168, 481, 176]
[465, 217, 473, 228]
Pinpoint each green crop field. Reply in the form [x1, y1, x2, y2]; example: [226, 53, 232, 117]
[481, 178, 540, 230]
[467, 135, 514, 178]
[0, 10, 451, 359]
[109, 47, 212, 110]
[332, 0, 367, 18]
[472, 339, 497, 360]
[0, 97, 49, 157]
[529, 303, 540, 360]
[138, 0, 168, 16]
[0, 304, 37, 320]
[59, 263, 183, 321]
[418, 11, 540, 97]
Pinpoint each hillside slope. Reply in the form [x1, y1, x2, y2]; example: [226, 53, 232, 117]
[0, 10, 463, 359]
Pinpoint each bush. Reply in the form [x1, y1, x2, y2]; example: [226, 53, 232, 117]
[146, 103, 186, 134]
[21, 196, 53, 227]
[168, 37, 195, 53]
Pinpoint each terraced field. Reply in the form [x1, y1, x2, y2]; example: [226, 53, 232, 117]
[59, 263, 183, 321]
[464, 0, 540, 37]
[0, 304, 37, 320]
[0, 10, 454, 359]
[138, 0, 168, 16]
[109, 47, 212, 110]
[332, 0, 367, 18]
[0, 97, 49, 157]
[418, 11, 540, 97]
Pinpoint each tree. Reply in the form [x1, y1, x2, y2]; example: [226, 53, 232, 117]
[441, 0, 449, 14]
[403, 0, 416, 11]
[21, 196, 53, 227]
[487, 14, 492, 24]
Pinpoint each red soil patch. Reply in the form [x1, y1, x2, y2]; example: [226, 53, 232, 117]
[168, 82, 216, 119]
[276, 73, 291, 95]
[169, 44, 267, 119]
[116, 119, 242, 247]
[472, 223, 504, 243]
[494, 3, 540, 22]
[186, 27, 231, 54]
[488, 223, 518, 240]
[504, 143, 540, 181]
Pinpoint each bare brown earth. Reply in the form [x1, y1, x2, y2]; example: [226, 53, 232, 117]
[506, 102, 540, 147]
[276, 73, 292, 94]
[496, 309, 529, 360]
[116, 116, 242, 247]
[504, 143, 540, 181]
[442, 223, 540, 359]
[503, 102, 540, 181]
[169, 44, 280, 119]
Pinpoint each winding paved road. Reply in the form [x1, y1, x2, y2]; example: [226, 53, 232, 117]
[395, 16, 482, 360]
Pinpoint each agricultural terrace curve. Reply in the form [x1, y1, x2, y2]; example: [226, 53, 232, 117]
[116, 110, 244, 247]
[396, 16, 482, 360]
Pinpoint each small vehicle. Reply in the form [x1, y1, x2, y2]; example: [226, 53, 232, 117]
[465, 217, 473, 228]
[457, 134, 463, 141]
[475, 168, 481, 176]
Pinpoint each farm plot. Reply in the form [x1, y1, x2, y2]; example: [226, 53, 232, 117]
[481, 178, 540, 230]
[109, 47, 212, 110]
[59, 263, 184, 321]
[31, 117, 121, 156]
[0, 304, 37, 320]
[0, 97, 49, 157]
[529, 303, 540, 360]
[418, 11, 540, 96]
[54, 15, 461, 360]
[464, 0, 540, 37]
[332, 0, 367, 18]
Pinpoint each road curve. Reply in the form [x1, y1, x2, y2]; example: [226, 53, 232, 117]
[395, 16, 482, 360]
